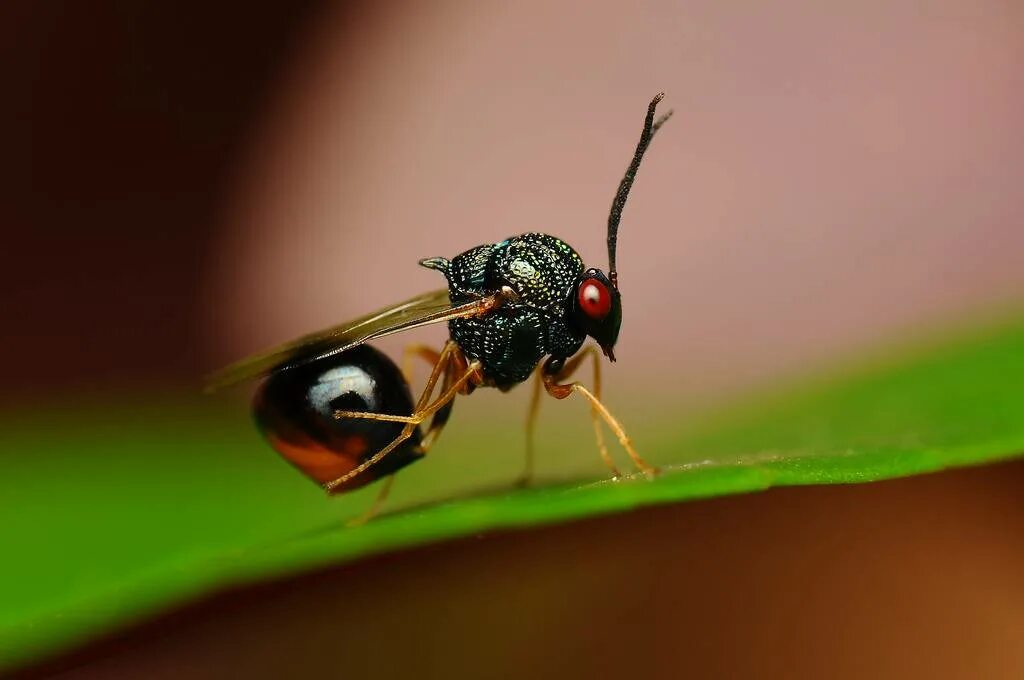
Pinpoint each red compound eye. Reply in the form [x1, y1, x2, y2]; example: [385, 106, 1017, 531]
[578, 278, 612, 319]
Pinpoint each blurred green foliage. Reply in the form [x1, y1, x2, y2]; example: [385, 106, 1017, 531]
[3, 315, 1024, 670]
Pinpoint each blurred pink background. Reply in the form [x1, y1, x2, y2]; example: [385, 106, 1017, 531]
[7, 2, 1024, 677]
[207, 0, 1024, 401]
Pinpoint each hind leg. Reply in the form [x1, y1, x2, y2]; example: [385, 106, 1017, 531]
[327, 342, 481, 493]
[338, 346, 481, 525]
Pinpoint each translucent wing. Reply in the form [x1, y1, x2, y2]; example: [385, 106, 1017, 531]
[205, 288, 496, 392]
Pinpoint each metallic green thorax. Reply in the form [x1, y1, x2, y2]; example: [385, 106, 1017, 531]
[421, 233, 589, 388]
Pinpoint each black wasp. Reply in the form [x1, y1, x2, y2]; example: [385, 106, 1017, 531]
[207, 94, 672, 520]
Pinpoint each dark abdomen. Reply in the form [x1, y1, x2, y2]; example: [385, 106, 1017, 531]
[253, 345, 423, 493]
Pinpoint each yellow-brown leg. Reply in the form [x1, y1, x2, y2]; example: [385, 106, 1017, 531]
[402, 343, 441, 385]
[345, 475, 395, 527]
[334, 341, 457, 425]
[554, 347, 619, 477]
[328, 342, 479, 524]
[543, 348, 655, 477]
[326, 352, 482, 493]
[518, 365, 544, 487]
[325, 340, 455, 527]
[419, 352, 458, 453]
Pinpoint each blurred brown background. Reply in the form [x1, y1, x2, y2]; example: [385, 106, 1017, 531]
[5, 0, 1023, 677]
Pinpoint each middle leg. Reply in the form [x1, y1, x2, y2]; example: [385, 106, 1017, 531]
[519, 364, 544, 487]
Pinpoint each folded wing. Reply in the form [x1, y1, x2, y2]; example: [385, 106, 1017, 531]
[205, 288, 497, 392]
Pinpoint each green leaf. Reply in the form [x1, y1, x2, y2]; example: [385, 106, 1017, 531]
[3, 315, 1024, 670]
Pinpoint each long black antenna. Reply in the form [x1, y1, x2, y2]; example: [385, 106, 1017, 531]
[607, 93, 672, 290]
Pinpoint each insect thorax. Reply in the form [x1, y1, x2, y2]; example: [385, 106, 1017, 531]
[421, 233, 587, 387]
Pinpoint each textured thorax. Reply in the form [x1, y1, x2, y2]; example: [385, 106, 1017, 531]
[421, 233, 587, 387]
[491, 233, 584, 311]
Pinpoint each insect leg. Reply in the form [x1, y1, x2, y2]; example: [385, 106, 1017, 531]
[414, 358, 482, 421]
[401, 343, 442, 385]
[334, 342, 456, 423]
[419, 352, 457, 453]
[543, 350, 655, 477]
[345, 475, 395, 527]
[324, 343, 457, 495]
[549, 347, 619, 477]
[325, 351, 481, 493]
[518, 365, 544, 486]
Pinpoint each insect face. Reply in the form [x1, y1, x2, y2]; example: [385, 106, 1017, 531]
[571, 268, 622, 361]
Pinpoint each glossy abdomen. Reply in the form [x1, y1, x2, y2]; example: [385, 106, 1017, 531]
[253, 345, 423, 493]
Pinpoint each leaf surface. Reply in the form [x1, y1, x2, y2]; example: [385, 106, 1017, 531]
[3, 316, 1024, 670]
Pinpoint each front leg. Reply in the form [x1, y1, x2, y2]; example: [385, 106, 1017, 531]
[542, 349, 656, 478]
